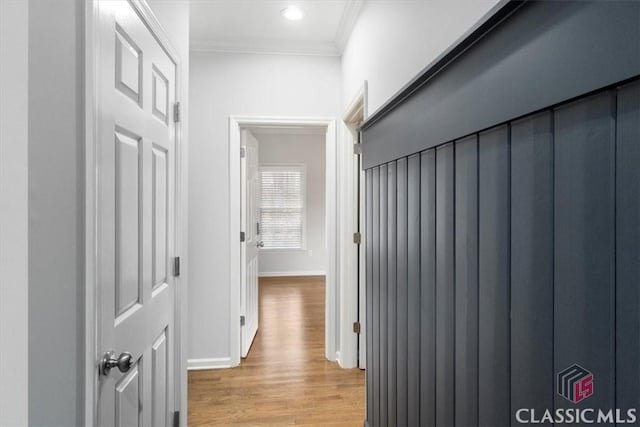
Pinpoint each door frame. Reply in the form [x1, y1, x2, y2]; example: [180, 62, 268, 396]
[229, 116, 337, 365]
[84, 1, 187, 425]
[339, 82, 368, 369]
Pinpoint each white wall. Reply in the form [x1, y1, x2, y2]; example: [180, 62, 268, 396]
[341, 0, 499, 112]
[0, 1, 29, 426]
[256, 132, 326, 276]
[27, 1, 84, 425]
[188, 52, 340, 363]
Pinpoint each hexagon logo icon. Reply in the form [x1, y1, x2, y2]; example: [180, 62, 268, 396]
[557, 364, 594, 404]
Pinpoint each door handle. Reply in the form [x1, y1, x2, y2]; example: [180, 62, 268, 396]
[256, 241, 265, 248]
[100, 351, 134, 376]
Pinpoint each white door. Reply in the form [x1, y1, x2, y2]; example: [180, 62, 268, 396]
[97, 2, 177, 426]
[240, 130, 260, 358]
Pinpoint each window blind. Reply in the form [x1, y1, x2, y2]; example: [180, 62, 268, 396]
[260, 166, 305, 249]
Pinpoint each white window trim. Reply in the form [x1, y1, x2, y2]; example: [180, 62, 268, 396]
[259, 163, 307, 252]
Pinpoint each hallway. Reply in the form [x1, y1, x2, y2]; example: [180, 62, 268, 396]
[188, 276, 365, 426]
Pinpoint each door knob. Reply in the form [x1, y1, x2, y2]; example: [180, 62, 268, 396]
[256, 241, 265, 248]
[100, 351, 134, 376]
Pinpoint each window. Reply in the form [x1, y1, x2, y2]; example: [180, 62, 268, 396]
[259, 165, 306, 250]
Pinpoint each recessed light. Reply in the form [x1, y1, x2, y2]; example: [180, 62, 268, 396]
[281, 6, 304, 21]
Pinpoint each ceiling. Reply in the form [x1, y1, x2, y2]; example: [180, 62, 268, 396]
[189, 0, 364, 56]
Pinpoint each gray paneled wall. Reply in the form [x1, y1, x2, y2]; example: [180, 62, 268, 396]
[364, 81, 640, 426]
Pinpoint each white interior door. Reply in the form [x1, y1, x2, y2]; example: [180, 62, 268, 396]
[240, 130, 260, 358]
[97, 2, 177, 425]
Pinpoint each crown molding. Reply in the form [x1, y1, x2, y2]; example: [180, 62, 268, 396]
[334, 0, 365, 53]
[190, 38, 340, 57]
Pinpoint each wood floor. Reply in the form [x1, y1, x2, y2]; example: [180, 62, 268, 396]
[188, 276, 365, 426]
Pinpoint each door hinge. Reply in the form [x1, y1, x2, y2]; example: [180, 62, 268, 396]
[353, 232, 362, 245]
[173, 411, 180, 427]
[353, 143, 362, 155]
[173, 102, 181, 123]
[173, 257, 181, 277]
[256, 222, 260, 235]
[240, 147, 246, 158]
[353, 321, 361, 334]
[240, 315, 245, 326]
[240, 231, 246, 242]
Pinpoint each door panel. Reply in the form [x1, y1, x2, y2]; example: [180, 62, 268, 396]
[115, 367, 140, 427]
[241, 130, 260, 357]
[152, 331, 168, 427]
[98, 2, 176, 426]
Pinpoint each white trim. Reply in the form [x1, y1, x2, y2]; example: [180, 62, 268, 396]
[190, 38, 340, 57]
[334, 0, 365, 53]
[187, 358, 233, 371]
[0, 1, 29, 425]
[84, 1, 99, 424]
[258, 271, 326, 278]
[85, 2, 187, 426]
[337, 82, 368, 370]
[229, 116, 338, 367]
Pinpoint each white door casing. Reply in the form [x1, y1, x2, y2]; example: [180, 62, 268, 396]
[240, 130, 260, 358]
[229, 117, 336, 367]
[96, 1, 177, 425]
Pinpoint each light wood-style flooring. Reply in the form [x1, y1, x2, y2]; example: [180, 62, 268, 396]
[188, 276, 365, 426]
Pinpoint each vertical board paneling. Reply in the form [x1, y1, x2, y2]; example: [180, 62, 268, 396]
[419, 150, 436, 426]
[363, 79, 640, 427]
[436, 143, 455, 427]
[616, 81, 640, 415]
[510, 112, 554, 422]
[379, 164, 388, 427]
[554, 92, 616, 412]
[372, 167, 380, 426]
[407, 154, 421, 426]
[478, 125, 510, 427]
[454, 135, 478, 427]
[365, 168, 373, 425]
[396, 158, 409, 427]
[387, 161, 398, 426]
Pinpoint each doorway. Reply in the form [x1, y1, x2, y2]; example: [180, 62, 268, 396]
[230, 117, 337, 363]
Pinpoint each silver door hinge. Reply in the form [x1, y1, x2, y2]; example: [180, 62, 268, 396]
[240, 315, 245, 326]
[173, 411, 180, 427]
[354, 143, 362, 155]
[240, 231, 246, 242]
[173, 102, 181, 123]
[353, 322, 361, 334]
[173, 257, 181, 277]
[240, 147, 246, 158]
[353, 232, 362, 245]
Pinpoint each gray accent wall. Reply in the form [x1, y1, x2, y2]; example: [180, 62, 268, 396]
[364, 81, 640, 426]
[361, 2, 640, 424]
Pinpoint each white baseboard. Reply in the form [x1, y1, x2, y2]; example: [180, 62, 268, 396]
[259, 270, 326, 277]
[187, 357, 232, 370]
